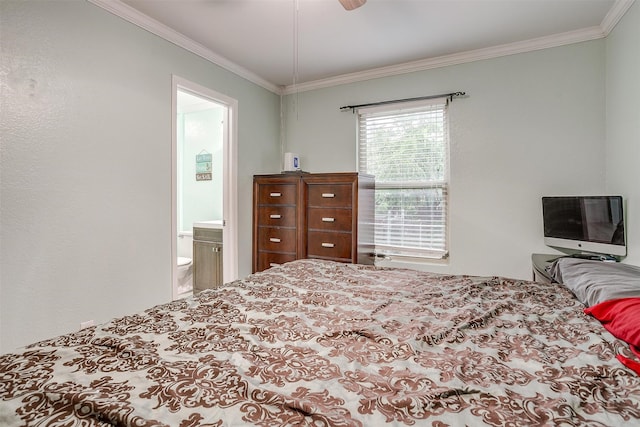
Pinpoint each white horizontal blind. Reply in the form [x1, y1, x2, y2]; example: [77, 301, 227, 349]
[358, 98, 449, 259]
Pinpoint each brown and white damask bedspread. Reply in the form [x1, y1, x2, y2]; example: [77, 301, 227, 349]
[1, 259, 640, 426]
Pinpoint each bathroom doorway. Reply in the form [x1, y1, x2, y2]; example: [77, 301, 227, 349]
[171, 76, 238, 300]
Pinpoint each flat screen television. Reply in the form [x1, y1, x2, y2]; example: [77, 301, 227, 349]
[542, 196, 626, 257]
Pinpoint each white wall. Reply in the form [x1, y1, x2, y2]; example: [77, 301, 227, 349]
[0, 1, 280, 353]
[605, 1, 640, 265]
[283, 41, 607, 280]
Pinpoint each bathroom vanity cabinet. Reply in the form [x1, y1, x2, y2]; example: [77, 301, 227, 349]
[193, 227, 223, 293]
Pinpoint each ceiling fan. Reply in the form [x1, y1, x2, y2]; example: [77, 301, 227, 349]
[339, 0, 367, 11]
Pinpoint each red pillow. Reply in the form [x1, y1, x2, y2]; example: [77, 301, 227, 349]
[585, 297, 640, 375]
[585, 297, 640, 347]
[617, 355, 640, 376]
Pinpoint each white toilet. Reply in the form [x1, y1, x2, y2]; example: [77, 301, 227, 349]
[177, 256, 193, 294]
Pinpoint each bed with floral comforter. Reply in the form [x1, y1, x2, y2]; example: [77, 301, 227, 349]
[2, 259, 640, 426]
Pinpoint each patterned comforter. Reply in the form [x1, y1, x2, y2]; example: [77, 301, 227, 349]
[2, 259, 640, 426]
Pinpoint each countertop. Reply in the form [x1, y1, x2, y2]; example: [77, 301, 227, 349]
[193, 220, 223, 229]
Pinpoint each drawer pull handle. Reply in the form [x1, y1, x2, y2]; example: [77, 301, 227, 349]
[270, 192, 282, 197]
[270, 214, 282, 219]
[321, 217, 335, 222]
[321, 242, 335, 248]
[322, 193, 335, 198]
[269, 238, 281, 243]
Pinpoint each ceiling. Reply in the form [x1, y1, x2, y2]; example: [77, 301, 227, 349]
[93, 0, 633, 94]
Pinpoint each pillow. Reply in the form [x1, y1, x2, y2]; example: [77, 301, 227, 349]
[585, 297, 640, 375]
[548, 258, 640, 307]
[617, 355, 640, 376]
[585, 297, 640, 347]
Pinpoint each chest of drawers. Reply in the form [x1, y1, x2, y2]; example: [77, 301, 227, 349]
[252, 172, 374, 273]
[252, 176, 302, 272]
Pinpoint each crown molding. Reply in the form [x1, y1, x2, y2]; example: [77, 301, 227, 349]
[283, 0, 635, 95]
[87, 0, 282, 95]
[601, 0, 635, 34]
[88, 0, 634, 97]
[283, 26, 608, 95]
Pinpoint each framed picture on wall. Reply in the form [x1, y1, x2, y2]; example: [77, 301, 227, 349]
[196, 152, 212, 181]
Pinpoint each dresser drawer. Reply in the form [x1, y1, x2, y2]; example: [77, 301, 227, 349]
[258, 183, 297, 205]
[258, 227, 297, 252]
[307, 231, 352, 260]
[307, 208, 353, 232]
[307, 184, 352, 208]
[257, 252, 297, 272]
[257, 206, 296, 227]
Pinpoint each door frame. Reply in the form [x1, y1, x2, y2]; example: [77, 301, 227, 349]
[171, 75, 238, 300]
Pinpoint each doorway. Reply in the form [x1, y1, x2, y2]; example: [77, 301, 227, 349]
[171, 76, 238, 300]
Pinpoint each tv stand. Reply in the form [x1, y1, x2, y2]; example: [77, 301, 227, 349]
[531, 254, 561, 284]
[531, 252, 619, 284]
[568, 253, 618, 262]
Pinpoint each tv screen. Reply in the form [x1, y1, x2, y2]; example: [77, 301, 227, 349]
[542, 196, 626, 257]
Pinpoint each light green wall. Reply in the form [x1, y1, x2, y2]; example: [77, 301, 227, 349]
[283, 41, 608, 280]
[606, 2, 640, 265]
[1, 0, 637, 354]
[0, 0, 280, 353]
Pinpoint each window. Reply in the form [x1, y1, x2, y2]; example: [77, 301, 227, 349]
[357, 98, 449, 260]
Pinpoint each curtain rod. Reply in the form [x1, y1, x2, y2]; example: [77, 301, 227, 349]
[339, 91, 466, 112]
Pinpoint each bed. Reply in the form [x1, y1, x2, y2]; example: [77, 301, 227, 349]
[2, 258, 640, 426]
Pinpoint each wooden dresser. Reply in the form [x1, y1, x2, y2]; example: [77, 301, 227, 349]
[252, 172, 374, 273]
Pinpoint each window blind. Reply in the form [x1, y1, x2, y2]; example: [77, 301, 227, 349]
[357, 98, 449, 259]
